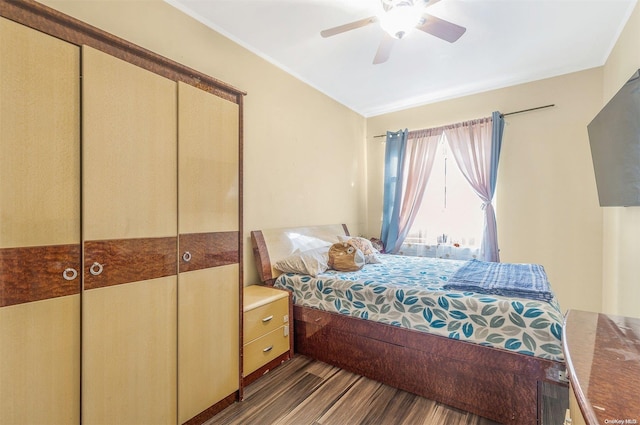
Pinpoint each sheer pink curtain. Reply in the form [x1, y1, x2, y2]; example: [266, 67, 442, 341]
[392, 128, 442, 253]
[443, 117, 499, 261]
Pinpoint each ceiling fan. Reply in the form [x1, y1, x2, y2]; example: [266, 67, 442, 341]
[320, 0, 466, 64]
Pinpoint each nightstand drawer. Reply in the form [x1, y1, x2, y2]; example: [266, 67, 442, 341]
[244, 296, 288, 342]
[243, 326, 289, 376]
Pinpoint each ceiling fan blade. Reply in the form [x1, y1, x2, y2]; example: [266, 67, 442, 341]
[416, 14, 466, 43]
[320, 16, 377, 38]
[373, 33, 396, 65]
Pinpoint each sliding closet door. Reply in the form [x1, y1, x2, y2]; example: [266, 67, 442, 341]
[0, 17, 81, 424]
[177, 82, 240, 423]
[82, 46, 177, 424]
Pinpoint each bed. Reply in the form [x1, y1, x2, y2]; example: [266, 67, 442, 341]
[251, 224, 566, 425]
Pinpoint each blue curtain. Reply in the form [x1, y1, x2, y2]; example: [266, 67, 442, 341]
[380, 129, 408, 253]
[490, 111, 505, 195]
[486, 111, 505, 262]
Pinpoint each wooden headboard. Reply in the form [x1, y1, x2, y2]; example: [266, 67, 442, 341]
[250, 224, 350, 285]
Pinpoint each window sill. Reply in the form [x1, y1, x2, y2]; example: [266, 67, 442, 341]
[397, 243, 479, 260]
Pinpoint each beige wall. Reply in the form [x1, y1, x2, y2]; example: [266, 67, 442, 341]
[601, 2, 640, 319]
[38, 0, 367, 286]
[366, 69, 605, 314]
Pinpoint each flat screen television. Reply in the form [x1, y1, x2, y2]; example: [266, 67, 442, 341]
[587, 68, 640, 207]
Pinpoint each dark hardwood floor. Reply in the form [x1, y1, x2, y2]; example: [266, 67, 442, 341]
[207, 355, 503, 425]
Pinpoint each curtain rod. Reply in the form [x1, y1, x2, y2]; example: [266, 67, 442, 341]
[501, 103, 555, 117]
[372, 104, 555, 138]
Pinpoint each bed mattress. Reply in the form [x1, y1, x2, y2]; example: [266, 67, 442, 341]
[275, 254, 564, 362]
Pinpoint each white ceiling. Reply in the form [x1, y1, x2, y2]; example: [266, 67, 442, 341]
[166, 0, 637, 117]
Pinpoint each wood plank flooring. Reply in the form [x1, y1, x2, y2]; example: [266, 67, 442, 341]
[207, 355, 501, 425]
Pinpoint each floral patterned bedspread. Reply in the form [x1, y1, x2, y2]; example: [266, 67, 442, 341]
[275, 254, 564, 362]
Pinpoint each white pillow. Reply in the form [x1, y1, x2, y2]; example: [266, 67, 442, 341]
[337, 236, 381, 264]
[273, 247, 329, 277]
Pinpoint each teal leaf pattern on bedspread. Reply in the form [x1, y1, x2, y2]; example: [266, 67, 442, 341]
[275, 254, 564, 362]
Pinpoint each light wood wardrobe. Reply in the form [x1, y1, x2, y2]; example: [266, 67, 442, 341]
[0, 1, 244, 424]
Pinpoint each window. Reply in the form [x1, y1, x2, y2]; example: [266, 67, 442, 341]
[400, 135, 487, 259]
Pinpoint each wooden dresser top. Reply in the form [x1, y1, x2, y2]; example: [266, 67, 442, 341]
[243, 284, 288, 312]
[563, 309, 640, 425]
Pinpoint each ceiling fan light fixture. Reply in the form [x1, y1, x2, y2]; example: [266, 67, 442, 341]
[319, 0, 465, 65]
[379, 2, 424, 39]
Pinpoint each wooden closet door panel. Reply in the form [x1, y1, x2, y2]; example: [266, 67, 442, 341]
[0, 297, 80, 424]
[178, 265, 239, 424]
[82, 45, 177, 241]
[82, 46, 177, 424]
[0, 17, 80, 249]
[178, 82, 239, 234]
[177, 82, 240, 422]
[0, 17, 80, 424]
[82, 276, 177, 425]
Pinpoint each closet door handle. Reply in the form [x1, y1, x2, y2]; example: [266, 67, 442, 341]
[89, 262, 104, 276]
[63, 268, 78, 281]
[182, 251, 192, 262]
[262, 315, 273, 323]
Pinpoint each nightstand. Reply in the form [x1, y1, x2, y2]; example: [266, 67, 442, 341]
[242, 285, 292, 386]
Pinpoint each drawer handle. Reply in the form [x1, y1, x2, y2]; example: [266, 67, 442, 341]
[262, 315, 273, 323]
[263, 345, 273, 353]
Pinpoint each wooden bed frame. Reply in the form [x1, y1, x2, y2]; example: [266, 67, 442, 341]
[251, 224, 566, 425]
